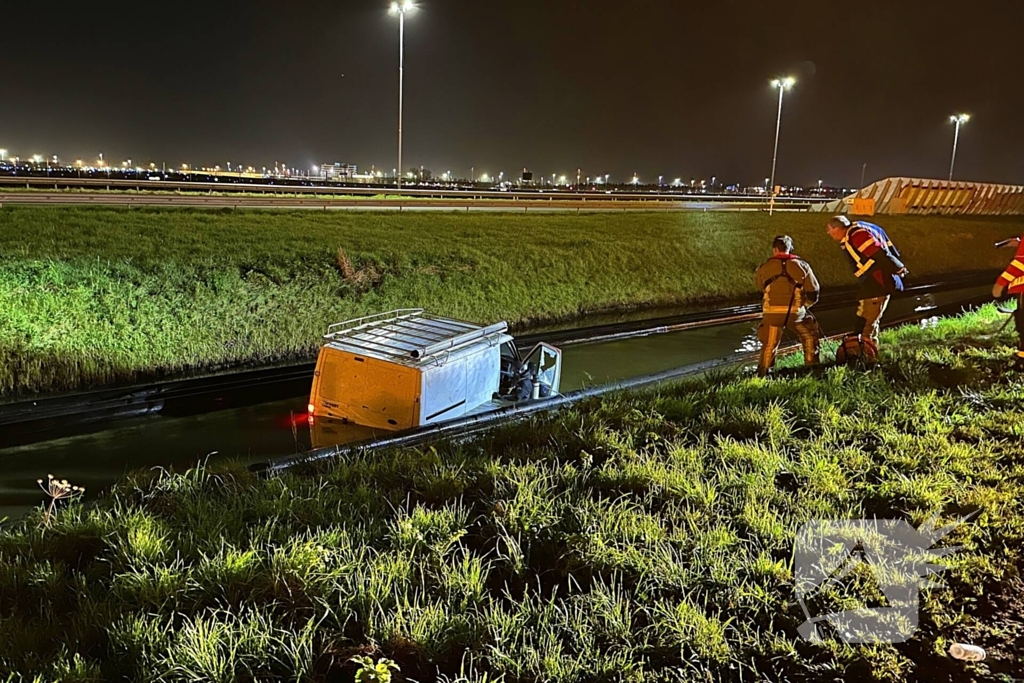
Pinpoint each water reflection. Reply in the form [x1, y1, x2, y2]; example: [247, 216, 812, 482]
[0, 286, 989, 520]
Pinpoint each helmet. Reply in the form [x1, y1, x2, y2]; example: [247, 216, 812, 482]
[828, 215, 852, 231]
[835, 334, 879, 365]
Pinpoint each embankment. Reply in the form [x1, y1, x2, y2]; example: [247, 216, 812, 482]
[1, 306, 1021, 681]
[0, 207, 1019, 395]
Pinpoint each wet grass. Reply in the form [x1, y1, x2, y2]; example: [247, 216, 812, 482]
[0, 206, 1019, 398]
[1, 305, 1022, 681]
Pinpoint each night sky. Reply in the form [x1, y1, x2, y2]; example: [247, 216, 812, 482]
[3, 0, 1021, 187]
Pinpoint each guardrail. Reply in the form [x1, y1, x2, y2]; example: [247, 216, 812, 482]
[0, 192, 815, 212]
[0, 174, 817, 205]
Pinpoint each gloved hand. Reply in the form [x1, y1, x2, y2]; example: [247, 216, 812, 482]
[993, 283, 1007, 300]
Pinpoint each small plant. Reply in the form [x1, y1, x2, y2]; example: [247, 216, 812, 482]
[336, 247, 382, 292]
[351, 655, 400, 683]
[37, 474, 85, 528]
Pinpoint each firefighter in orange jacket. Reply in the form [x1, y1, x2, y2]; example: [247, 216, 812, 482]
[993, 234, 1024, 368]
[754, 235, 821, 376]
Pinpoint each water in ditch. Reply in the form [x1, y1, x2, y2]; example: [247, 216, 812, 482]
[0, 286, 989, 520]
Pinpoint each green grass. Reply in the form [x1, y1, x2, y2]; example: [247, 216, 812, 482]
[0, 207, 1020, 397]
[1, 306, 1023, 681]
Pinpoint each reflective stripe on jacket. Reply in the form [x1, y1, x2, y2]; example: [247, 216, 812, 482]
[996, 236, 1024, 295]
[755, 254, 820, 317]
[856, 221, 900, 257]
[840, 224, 905, 297]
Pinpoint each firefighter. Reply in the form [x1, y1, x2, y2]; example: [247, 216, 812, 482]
[755, 235, 821, 376]
[826, 215, 908, 347]
[993, 234, 1024, 369]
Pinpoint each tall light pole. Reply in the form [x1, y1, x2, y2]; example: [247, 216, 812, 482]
[948, 113, 970, 182]
[390, 1, 416, 191]
[768, 76, 796, 216]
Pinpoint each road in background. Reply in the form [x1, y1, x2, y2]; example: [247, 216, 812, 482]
[0, 191, 811, 212]
[0, 175, 817, 210]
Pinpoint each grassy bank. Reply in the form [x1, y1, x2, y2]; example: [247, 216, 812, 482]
[0, 207, 1020, 397]
[2, 306, 1022, 681]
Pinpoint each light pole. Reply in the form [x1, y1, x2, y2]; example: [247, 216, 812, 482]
[768, 76, 795, 215]
[948, 113, 970, 182]
[390, 1, 416, 191]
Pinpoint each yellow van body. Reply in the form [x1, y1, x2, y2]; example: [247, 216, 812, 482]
[309, 345, 422, 430]
[308, 310, 511, 432]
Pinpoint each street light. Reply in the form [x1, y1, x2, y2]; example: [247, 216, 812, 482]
[0, 149, 7, 161]
[948, 113, 970, 182]
[768, 76, 796, 215]
[389, 0, 416, 191]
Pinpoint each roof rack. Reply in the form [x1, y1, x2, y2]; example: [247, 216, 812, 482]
[323, 309, 508, 363]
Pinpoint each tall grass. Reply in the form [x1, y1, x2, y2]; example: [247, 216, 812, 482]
[1, 305, 1022, 681]
[0, 207, 1020, 396]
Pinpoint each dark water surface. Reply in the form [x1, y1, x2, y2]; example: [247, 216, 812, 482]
[0, 286, 988, 521]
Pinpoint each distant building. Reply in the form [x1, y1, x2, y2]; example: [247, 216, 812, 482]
[410, 166, 433, 181]
[319, 163, 357, 180]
